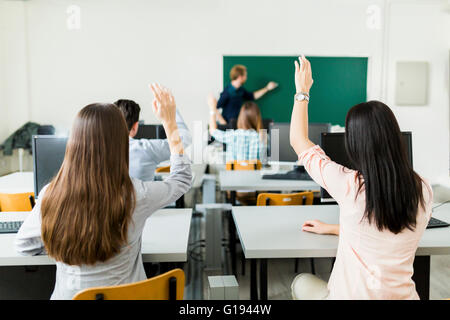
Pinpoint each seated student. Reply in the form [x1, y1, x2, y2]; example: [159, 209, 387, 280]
[208, 95, 267, 205]
[15, 84, 192, 300]
[208, 94, 267, 164]
[289, 56, 433, 300]
[115, 99, 191, 181]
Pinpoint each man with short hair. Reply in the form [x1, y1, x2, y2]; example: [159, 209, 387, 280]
[216, 64, 278, 125]
[115, 99, 191, 181]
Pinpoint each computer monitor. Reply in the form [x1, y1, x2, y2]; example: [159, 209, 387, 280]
[32, 135, 68, 198]
[134, 124, 158, 139]
[269, 123, 297, 163]
[268, 122, 331, 163]
[320, 131, 413, 202]
[157, 125, 167, 139]
[309, 123, 331, 145]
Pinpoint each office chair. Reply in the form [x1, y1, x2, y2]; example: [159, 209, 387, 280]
[73, 268, 184, 300]
[256, 192, 316, 274]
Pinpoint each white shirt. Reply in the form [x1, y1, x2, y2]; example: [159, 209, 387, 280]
[15, 154, 192, 300]
[129, 110, 191, 181]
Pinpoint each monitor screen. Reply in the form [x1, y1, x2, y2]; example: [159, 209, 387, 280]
[319, 132, 413, 201]
[32, 135, 68, 198]
[134, 124, 158, 139]
[269, 122, 331, 162]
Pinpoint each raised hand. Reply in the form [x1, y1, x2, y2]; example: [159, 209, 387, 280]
[149, 83, 183, 154]
[294, 55, 313, 94]
[149, 83, 176, 126]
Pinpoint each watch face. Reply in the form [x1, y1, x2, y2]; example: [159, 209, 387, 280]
[295, 93, 309, 101]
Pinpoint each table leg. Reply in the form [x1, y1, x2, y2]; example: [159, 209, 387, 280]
[259, 259, 268, 300]
[176, 195, 185, 208]
[250, 259, 258, 300]
[228, 210, 237, 276]
[412, 255, 430, 300]
[230, 191, 236, 206]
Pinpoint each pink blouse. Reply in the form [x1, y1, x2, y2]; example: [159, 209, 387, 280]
[299, 145, 433, 300]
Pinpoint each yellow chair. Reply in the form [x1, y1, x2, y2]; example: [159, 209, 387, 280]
[0, 192, 35, 212]
[257, 192, 315, 274]
[73, 269, 185, 300]
[256, 192, 314, 206]
[155, 165, 170, 173]
[226, 160, 262, 171]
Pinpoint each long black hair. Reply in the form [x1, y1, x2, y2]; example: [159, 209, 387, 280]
[345, 101, 425, 234]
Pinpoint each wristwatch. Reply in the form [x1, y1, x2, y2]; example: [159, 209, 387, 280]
[294, 92, 310, 102]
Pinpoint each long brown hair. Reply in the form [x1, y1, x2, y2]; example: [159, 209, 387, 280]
[41, 103, 136, 265]
[237, 101, 262, 131]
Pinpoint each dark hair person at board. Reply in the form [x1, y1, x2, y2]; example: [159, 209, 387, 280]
[289, 55, 432, 300]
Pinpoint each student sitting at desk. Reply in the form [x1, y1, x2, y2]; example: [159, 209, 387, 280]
[15, 84, 192, 300]
[208, 94, 267, 163]
[289, 56, 432, 300]
[208, 95, 267, 205]
[115, 98, 191, 181]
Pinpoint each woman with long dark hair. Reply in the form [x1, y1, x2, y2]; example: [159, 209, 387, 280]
[15, 84, 192, 299]
[289, 56, 433, 299]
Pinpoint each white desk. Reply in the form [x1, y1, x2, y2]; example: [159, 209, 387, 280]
[219, 170, 319, 192]
[0, 172, 34, 194]
[232, 204, 450, 300]
[0, 208, 192, 266]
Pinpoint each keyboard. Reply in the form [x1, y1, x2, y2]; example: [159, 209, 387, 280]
[427, 217, 450, 229]
[0, 221, 23, 234]
[263, 170, 313, 181]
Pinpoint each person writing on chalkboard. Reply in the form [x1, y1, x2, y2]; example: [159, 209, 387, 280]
[289, 55, 432, 300]
[216, 64, 278, 126]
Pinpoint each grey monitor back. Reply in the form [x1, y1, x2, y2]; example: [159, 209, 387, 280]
[269, 122, 331, 162]
[269, 123, 297, 162]
[32, 135, 68, 198]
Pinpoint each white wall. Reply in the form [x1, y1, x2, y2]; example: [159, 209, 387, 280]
[0, 1, 32, 175]
[386, 1, 450, 186]
[0, 0, 448, 183]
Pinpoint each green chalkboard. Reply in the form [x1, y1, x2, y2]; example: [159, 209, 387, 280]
[223, 56, 368, 126]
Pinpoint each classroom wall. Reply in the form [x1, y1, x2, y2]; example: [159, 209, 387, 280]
[0, 0, 448, 184]
[386, 1, 450, 186]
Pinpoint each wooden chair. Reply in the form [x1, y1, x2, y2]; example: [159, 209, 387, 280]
[226, 160, 262, 206]
[73, 268, 184, 300]
[0, 192, 35, 212]
[256, 192, 314, 206]
[155, 165, 170, 173]
[225, 160, 262, 171]
[256, 192, 316, 274]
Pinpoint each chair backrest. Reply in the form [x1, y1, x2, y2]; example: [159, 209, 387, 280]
[155, 165, 170, 173]
[73, 268, 185, 300]
[0, 192, 35, 212]
[257, 192, 314, 206]
[226, 160, 262, 171]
